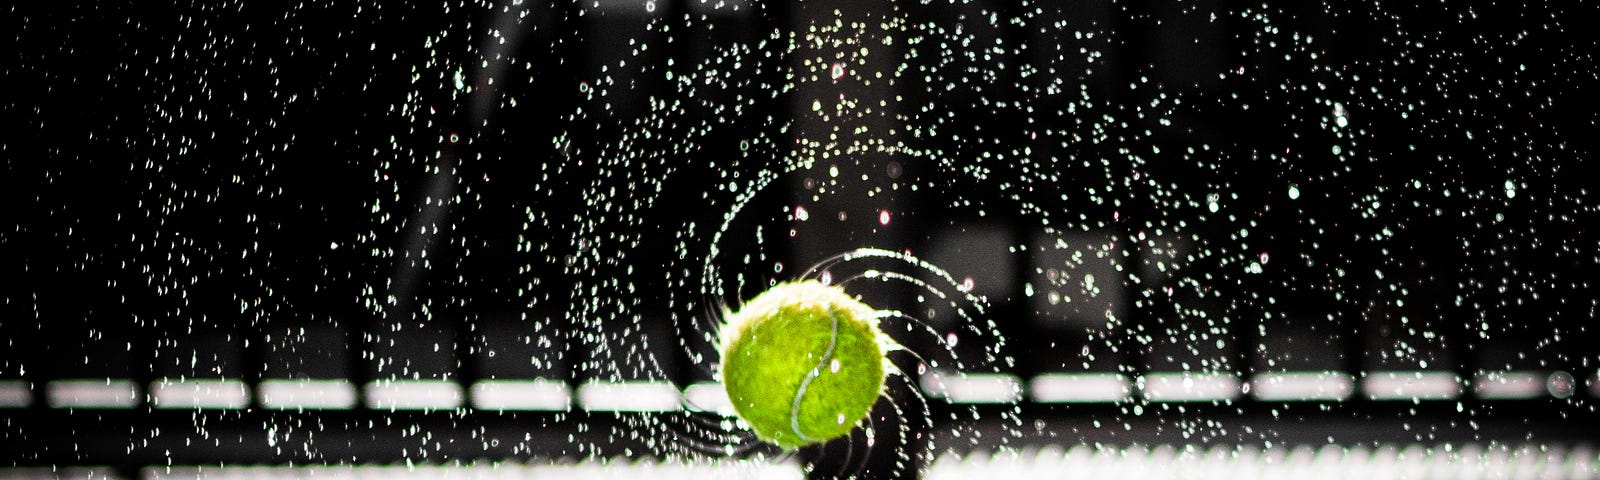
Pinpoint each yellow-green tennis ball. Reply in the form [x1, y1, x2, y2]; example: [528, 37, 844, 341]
[719, 280, 888, 449]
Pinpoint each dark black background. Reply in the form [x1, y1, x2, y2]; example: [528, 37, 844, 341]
[3, 1, 1598, 478]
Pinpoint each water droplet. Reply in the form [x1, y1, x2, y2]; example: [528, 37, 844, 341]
[1547, 371, 1576, 399]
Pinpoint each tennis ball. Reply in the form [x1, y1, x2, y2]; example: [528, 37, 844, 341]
[719, 280, 888, 449]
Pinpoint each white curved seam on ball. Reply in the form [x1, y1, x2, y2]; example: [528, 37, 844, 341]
[790, 307, 840, 443]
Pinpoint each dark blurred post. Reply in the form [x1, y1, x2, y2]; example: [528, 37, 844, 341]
[786, 0, 915, 479]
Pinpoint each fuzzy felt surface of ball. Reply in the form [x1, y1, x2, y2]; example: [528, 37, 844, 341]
[719, 280, 887, 449]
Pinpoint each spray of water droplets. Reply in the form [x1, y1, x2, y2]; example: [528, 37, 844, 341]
[5, 0, 1597, 477]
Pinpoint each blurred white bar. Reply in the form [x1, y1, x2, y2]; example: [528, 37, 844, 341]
[1364, 371, 1461, 401]
[470, 379, 571, 411]
[1569, 444, 1598, 479]
[149, 379, 250, 409]
[47, 379, 138, 409]
[1140, 372, 1240, 402]
[363, 380, 463, 411]
[0, 467, 123, 480]
[1473, 371, 1546, 400]
[683, 382, 735, 415]
[0, 380, 30, 408]
[1028, 373, 1131, 403]
[259, 379, 357, 410]
[1250, 371, 1354, 401]
[138, 460, 804, 480]
[924, 443, 1598, 480]
[921, 372, 1021, 404]
[577, 381, 682, 412]
[1590, 371, 1600, 398]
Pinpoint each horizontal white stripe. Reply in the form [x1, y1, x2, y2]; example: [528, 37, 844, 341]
[0, 380, 31, 408]
[470, 379, 571, 411]
[1029, 373, 1131, 403]
[1473, 371, 1546, 400]
[47, 379, 138, 409]
[1140, 372, 1241, 402]
[0, 467, 122, 480]
[576, 381, 682, 412]
[137, 461, 804, 480]
[926, 443, 1599, 480]
[1364, 371, 1461, 401]
[922, 372, 1022, 404]
[1250, 371, 1354, 401]
[364, 380, 463, 410]
[150, 379, 250, 409]
[683, 382, 735, 415]
[259, 379, 358, 410]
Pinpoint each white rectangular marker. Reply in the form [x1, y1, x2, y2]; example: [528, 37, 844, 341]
[47, 379, 138, 409]
[922, 372, 1022, 404]
[1364, 371, 1461, 401]
[683, 382, 735, 415]
[577, 381, 682, 412]
[259, 379, 357, 410]
[470, 379, 571, 411]
[150, 379, 250, 409]
[1473, 371, 1546, 400]
[1140, 372, 1240, 402]
[364, 380, 463, 411]
[0, 380, 31, 408]
[1029, 373, 1131, 403]
[1250, 371, 1354, 401]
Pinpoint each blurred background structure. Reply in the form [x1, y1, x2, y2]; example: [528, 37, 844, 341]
[3, 1, 1599, 479]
